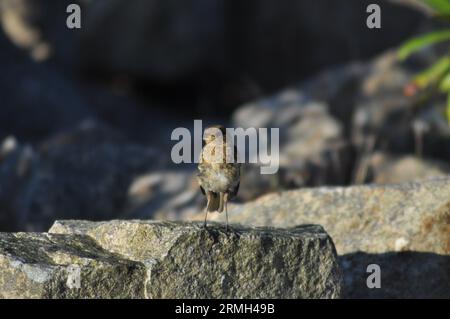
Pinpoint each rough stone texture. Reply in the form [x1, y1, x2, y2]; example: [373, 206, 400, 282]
[197, 178, 450, 255]
[48, 220, 343, 299]
[0, 232, 145, 298]
[227, 49, 449, 202]
[0, 29, 93, 142]
[191, 178, 450, 298]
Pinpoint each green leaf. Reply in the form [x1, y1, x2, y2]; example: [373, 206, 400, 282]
[423, 0, 450, 16]
[413, 56, 450, 88]
[447, 92, 450, 124]
[397, 30, 450, 61]
[439, 72, 450, 92]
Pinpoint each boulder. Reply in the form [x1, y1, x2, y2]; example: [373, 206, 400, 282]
[47, 220, 343, 298]
[0, 137, 35, 231]
[0, 232, 145, 298]
[190, 178, 450, 298]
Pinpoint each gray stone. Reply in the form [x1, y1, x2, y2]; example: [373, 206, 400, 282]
[190, 178, 450, 298]
[49, 220, 343, 298]
[0, 232, 145, 298]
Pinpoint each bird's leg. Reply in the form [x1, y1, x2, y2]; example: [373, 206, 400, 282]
[204, 192, 210, 228]
[203, 206, 208, 229]
[224, 193, 229, 232]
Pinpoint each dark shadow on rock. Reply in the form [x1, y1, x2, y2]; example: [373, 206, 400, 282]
[340, 251, 450, 298]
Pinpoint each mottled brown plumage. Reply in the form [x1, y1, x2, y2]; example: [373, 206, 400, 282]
[197, 125, 240, 231]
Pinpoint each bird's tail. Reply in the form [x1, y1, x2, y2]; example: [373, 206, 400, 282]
[207, 192, 224, 213]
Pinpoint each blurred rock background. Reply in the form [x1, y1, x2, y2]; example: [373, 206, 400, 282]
[0, 0, 449, 232]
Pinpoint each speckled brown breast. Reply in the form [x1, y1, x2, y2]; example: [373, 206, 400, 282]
[197, 140, 240, 195]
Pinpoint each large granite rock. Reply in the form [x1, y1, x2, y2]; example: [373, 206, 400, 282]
[191, 178, 450, 298]
[45, 220, 343, 298]
[296, 49, 450, 163]
[0, 232, 145, 298]
[357, 152, 450, 184]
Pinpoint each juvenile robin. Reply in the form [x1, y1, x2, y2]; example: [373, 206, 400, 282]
[197, 125, 240, 231]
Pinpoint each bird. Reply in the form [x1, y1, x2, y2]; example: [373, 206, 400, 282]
[197, 125, 240, 231]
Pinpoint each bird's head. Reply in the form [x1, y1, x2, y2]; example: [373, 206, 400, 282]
[203, 125, 226, 145]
